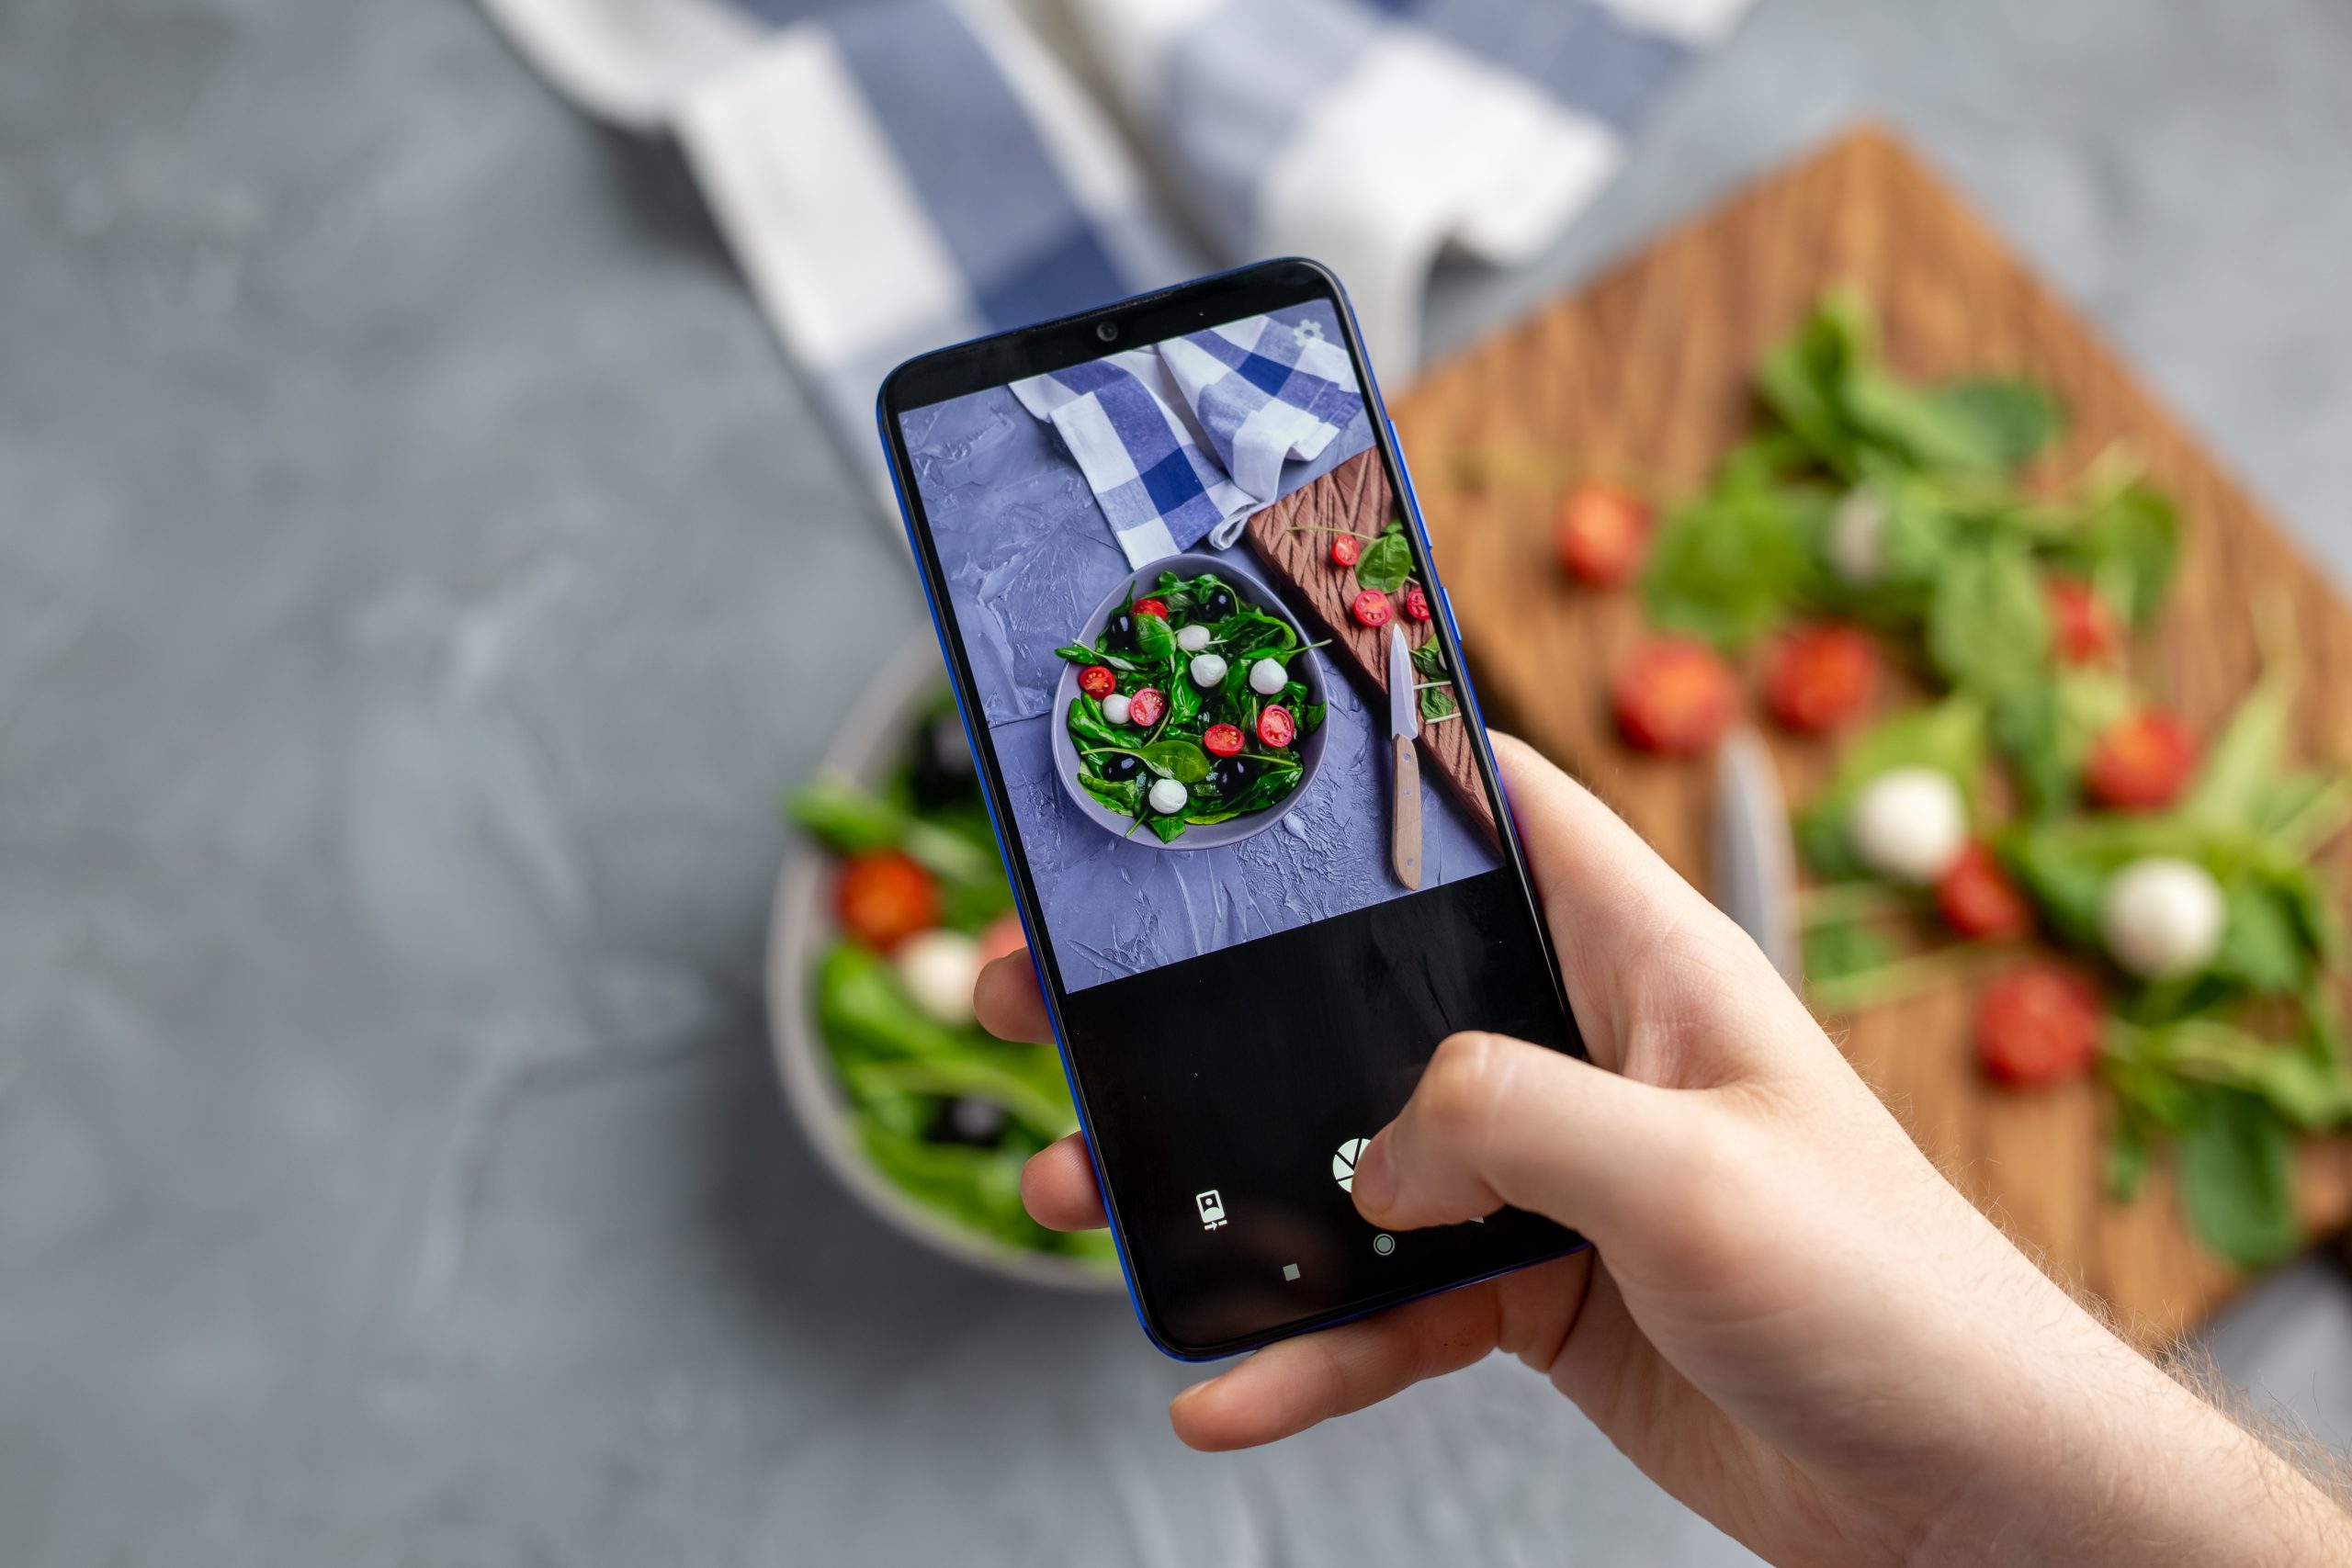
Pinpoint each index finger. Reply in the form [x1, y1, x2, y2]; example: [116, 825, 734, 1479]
[974, 950, 1053, 1044]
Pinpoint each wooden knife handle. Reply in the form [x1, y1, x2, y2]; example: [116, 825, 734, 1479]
[1392, 735, 1422, 890]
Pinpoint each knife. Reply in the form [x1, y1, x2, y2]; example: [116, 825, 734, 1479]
[1713, 727, 1801, 987]
[1387, 626, 1422, 890]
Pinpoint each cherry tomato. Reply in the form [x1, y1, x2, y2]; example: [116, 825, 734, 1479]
[1257, 705, 1296, 748]
[2086, 711, 2196, 810]
[1762, 624, 1878, 733]
[1132, 597, 1169, 620]
[2047, 578, 2119, 665]
[1330, 534, 1363, 567]
[833, 851, 939, 953]
[1555, 482, 1650, 587]
[1611, 638, 1736, 754]
[1126, 686, 1166, 728]
[1077, 664, 1116, 699]
[1975, 964, 2102, 1087]
[1203, 723, 1245, 758]
[1402, 582, 1432, 622]
[1351, 590, 1393, 627]
[977, 911, 1026, 965]
[1935, 842, 2032, 941]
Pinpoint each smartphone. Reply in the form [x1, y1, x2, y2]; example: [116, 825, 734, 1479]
[877, 258, 1587, 1358]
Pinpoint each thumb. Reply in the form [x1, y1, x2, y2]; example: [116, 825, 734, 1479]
[1351, 1031, 1688, 1242]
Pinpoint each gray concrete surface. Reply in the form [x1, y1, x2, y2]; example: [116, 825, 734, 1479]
[4, 0, 2350, 1563]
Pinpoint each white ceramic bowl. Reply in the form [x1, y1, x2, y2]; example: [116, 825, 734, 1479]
[765, 637, 1121, 1291]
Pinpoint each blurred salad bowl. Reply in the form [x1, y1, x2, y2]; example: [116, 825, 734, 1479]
[768, 638, 1119, 1290]
[1049, 552, 1330, 849]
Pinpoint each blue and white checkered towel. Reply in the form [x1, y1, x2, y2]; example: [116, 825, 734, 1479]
[476, 0, 1755, 515]
[1011, 316, 1363, 564]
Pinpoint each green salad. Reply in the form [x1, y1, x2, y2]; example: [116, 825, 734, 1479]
[786, 704, 1113, 1268]
[1056, 568, 1327, 843]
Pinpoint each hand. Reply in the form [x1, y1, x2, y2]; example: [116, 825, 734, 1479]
[979, 735, 2352, 1566]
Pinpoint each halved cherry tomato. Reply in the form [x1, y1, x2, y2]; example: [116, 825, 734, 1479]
[1351, 590, 1393, 627]
[1611, 638, 1736, 754]
[1125, 686, 1166, 728]
[1257, 705, 1296, 748]
[977, 911, 1026, 965]
[834, 851, 939, 953]
[2047, 578, 2119, 665]
[1936, 842, 2032, 941]
[1555, 482, 1650, 587]
[1402, 582, 1432, 622]
[1330, 534, 1363, 567]
[1975, 964, 2102, 1087]
[1132, 597, 1169, 619]
[1203, 723, 1245, 757]
[2086, 711, 2196, 810]
[1762, 624, 1878, 733]
[1077, 664, 1117, 699]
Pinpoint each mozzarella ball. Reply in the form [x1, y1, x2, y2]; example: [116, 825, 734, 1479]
[1148, 777, 1188, 815]
[1847, 766, 1967, 884]
[1176, 624, 1212, 653]
[2100, 857, 2225, 980]
[1100, 692, 1131, 725]
[1188, 652, 1229, 688]
[894, 930, 981, 1028]
[1828, 485, 1888, 586]
[1250, 658, 1288, 695]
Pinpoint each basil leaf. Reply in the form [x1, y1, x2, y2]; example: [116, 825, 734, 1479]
[2177, 1089, 2299, 1269]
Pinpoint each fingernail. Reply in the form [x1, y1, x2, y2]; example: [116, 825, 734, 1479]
[1351, 1131, 1396, 1210]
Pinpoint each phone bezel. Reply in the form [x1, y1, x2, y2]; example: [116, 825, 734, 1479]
[876, 258, 1584, 1358]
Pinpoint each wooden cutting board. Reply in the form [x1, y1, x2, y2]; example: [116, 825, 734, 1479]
[1390, 126, 2352, 1343]
[1244, 450, 1498, 842]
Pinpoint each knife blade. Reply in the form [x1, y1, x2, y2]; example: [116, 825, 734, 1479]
[1387, 626, 1422, 890]
[1713, 727, 1801, 987]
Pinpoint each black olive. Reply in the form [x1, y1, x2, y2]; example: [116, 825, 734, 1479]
[1202, 755, 1266, 797]
[1201, 585, 1238, 620]
[1102, 611, 1138, 652]
[926, 1096, 1009, 1148]
[1098, 752, 1146, 784]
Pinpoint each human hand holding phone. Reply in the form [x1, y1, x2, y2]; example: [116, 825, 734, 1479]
[989, 736, 2352, 1567]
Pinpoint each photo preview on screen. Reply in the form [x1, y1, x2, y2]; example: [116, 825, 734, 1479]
[898, 303, 1504, 993]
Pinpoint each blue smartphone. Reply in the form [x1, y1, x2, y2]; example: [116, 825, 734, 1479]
[877, 258, 1587, 1358]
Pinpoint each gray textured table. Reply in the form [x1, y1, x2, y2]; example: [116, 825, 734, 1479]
[6, 1, 2351, 1563]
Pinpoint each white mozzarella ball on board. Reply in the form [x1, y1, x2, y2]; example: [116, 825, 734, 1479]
[1148, 777, 1189, 815]
[1100, 693, 1131, 725]
[2100, 857, 2225, 979]
[1250, 658, 1287, 695]
[1188, 652, 1229, 688]
[894, 931, 981, 1028]
[1846, 766, 1967, 884]
[1176, 624, 1212, 653]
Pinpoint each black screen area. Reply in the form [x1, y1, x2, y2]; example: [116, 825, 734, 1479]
[1058, 869, 1581, 1355]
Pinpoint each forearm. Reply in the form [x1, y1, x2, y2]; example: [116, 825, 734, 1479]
[1922, 1320, 2352, 1566]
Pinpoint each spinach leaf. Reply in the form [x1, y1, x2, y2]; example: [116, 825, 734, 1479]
[1642, 479, 1815, 650]
[2180, 655, 2291, 830]
[1419, 686, 1459, 722]
[1077, 769, 1143, 820]
[2176, 1088, 2300, 1269]
[1136, 738, 1213, 783]
[1927, 378, 2064, 471]
[1990, 670, 2132, 819]
[2054, 476, 2177, 624]
[2211, 878, 2312, 994]
[1145, 813, 1188, 843]
[1055, 642, 1138, 672]
[1410, 639, 1448, 679]
[1926, 539, 2050, 693]
[1804, 919, 1897, 987]
[1356, 521, 1413, 595]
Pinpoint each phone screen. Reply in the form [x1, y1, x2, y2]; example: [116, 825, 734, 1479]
[879, 261, 1585, 1356]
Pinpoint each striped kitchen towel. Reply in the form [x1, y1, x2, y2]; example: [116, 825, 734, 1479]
[476, 0, 1755, 510]
[1011, 314, 1364, 563]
